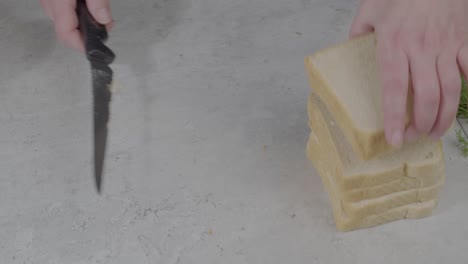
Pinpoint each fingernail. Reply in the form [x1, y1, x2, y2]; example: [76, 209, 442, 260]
[96, 8, 112, 24]
[390, 130, 403, 147]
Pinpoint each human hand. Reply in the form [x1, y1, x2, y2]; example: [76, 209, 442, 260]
[349, 0, 467, 146]
[40, 0, 113, 52]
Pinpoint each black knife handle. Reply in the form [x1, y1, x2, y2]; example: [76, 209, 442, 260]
[77, 0, 115, 65]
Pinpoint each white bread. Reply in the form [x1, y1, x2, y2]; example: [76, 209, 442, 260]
[307, 94, 445, 191]
[307, 136, 443, 216]
[307, 131, 438, 231]
[305, 94, 444, 230]
[305, 32, 413, 160]
[344, 176, 440, 202]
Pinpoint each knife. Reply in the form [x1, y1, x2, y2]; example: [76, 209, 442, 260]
[77, 0, 115, 193]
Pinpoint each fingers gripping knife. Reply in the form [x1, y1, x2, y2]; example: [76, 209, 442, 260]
[77, 0, 115, 193]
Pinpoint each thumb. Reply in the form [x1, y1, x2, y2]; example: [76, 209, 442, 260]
[85, 0, 113, 25]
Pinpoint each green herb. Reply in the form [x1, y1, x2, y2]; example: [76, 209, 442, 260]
[456, 128, 468, 157]
[458, 77, 467, 119]
[456, 77, 467, 157]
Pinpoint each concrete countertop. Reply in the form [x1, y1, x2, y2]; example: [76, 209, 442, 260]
[1, 0, 467, 263]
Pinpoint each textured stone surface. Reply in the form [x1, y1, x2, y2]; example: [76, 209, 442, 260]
[0, 0, 467, 263]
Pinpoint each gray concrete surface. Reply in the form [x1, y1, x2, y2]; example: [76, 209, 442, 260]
[1, 0, 468, 263]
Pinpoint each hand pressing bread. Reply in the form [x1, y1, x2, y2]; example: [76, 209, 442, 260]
[350, 0, 468, 147]
[39, 0, 113, 52]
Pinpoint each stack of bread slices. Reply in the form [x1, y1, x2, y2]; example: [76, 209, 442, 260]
[304, 33, 446, 232]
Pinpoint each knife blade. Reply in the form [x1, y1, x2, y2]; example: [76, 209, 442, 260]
[77, 0, 115, 193]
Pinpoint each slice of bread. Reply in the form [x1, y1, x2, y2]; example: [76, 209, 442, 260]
[307, 94, 445, 191]
[307, 130, 438, 231]
[305, 32, 413, 160]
